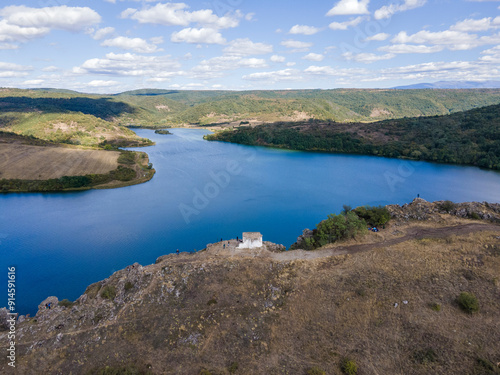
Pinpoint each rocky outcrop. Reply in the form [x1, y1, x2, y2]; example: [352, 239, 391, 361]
[387, 198, 500, 222]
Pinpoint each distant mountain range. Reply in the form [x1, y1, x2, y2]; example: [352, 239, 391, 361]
[393, 81, 500, 89]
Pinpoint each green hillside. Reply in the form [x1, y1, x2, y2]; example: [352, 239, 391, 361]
[206, 103, 500, 170]
[2, 88, 500, 146]
[115, 88, 500, 126]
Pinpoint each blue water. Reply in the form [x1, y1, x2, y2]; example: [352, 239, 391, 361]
[2, 128, 500, 315]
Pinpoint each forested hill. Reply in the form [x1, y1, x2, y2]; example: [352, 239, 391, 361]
[2, 87, 500, 147]
[206, 103, 500, 170]
[115, 88, 500, 126]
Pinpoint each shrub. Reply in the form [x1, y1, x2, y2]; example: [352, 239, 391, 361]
[101, 285, 117, 300]
[306, 366, 326, 375]
[314, 212, 367, 247]
[228, 362, 238, 373]
[457, 292, 479, 314]
[430, 303, 441, 312]
[207, 298, 217, 306]
[439, 200, 456, 213]
[340, 358, 358, 375]
[58, 299, 74, 308]
[118, 151, 136, 165]
[124, 282, 134, 291]
[412, 348, 438, 364]
[354, 205, 390, 227]
[110, 166, 136, 181]
[475, 358, 500, 374]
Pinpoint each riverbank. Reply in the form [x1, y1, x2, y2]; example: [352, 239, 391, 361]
[205, 103, 500, 171]
[2, 200, 499, 374]
[0, 132, 155, 192]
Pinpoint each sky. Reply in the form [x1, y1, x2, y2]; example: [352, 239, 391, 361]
[0, 0, 499, 93]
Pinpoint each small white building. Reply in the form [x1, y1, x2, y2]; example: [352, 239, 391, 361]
[238, 232, 263, 249]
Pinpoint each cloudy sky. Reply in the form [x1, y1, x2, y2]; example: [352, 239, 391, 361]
[0, 0, 499, 93]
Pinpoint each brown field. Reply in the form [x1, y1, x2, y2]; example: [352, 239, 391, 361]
[0, 143, 119, 180]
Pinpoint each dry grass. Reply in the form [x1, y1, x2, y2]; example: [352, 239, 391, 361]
[4, 220, 499, 375]
[0, 143, 119, 180]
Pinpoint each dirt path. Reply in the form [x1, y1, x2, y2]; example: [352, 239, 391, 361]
[266, 223, 500, 261]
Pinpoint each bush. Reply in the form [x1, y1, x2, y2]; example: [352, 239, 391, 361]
[457, 292, 479, 313]
[412, 348, 438, 364]
[110, 166, 136, 181]
[124, 281, 134, 291]
[340, 358, 358, 375]
[430, 303, 441, 312]
[439, 200, 456, 213]
[475, 358, 500, 374]
[314, 211, 367, 248]
[228, 362, 238, 373]
[354, 205, 390, 227]
[118, 151, 136, 165]
[101, 285, 117, 300]
[306, 366, 326, 375]
[58, 299, 74, 308]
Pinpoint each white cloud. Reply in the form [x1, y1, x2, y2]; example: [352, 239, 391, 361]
[87, 80, 119, 87]
[101, 36, 162, 53]
[303, 53, 324, 61]
[374, 0, 426, 20]
[192, 55, 267, 78]
[171, 28, 226, 44]
[392, 30, 480, 50]
[271, 55, 286, 62]
[0, 42, 18, 49]
[223, 38, 273, 55]
[0, 5, 100, 47]
[289, 25, 320, 35]
[281, 39, 313, 51]
[329, 16, 365, 30]
[362, 59, 500, 83]
[121, 3, 240, 29]
[73, 53, 182, 77]
[150, 36, 164, 45]
[379, 44, 443, 54]
[242, 68, 302, 82]
[450, 17, 500, 32]
[0, 20, 50, 43]
[93, 27, 115, 40]
[22, 79, 44, 85]
[286, 62, 296, 66]
[366, 33, 390, 41]
[326, 0, 370, 16]
[42, 66, 59, 72]
[0, 61, 33, 72]
[0, 5, 101, 32]
[342, 51, 395, 63]
[304, 65, 369, 77]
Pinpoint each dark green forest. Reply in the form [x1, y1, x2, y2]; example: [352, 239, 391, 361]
[206, 103, 500, 170]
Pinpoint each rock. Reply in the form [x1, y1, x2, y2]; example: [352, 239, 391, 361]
[38, 296, 59, 313]
[0, 308, 10, 330]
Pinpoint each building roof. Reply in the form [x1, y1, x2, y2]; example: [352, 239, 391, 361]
[242, 232, 262, 240]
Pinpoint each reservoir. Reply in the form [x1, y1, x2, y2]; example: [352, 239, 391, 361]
[2, 128, 500, 315]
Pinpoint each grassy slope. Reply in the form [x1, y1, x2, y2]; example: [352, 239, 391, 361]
[0, 88, 150, 147]
[206, 103, 500, 170]
[3, 87, 500, 131]
[4, 209, 500, 375]
[115, 88, 500, 126]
